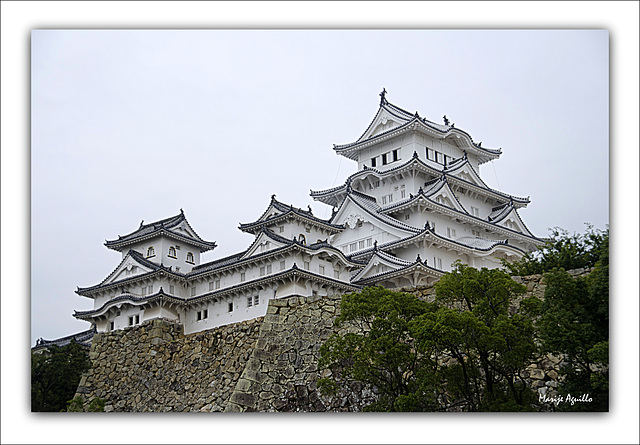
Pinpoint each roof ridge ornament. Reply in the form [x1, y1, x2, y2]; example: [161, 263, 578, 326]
[412, 151, 419, 159]
[443, 115, 450, 126]
[416, 254, 422, 263]
[379, 87, 388, 106]
[139, 220, 144, 228]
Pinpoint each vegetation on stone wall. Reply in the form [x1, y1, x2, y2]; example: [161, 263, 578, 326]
[318, 266, 541, 411]
[319, 227, 609, 412]
[31, 341, 91, 412]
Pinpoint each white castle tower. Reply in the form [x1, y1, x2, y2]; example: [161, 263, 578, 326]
[310, 89, 543, 287]
[73, 90, 543, 335]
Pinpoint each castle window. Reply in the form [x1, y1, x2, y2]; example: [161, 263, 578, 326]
[147, 246, 155, 258]
[427, 148, 435, 161]
[280, 261, 285, 271]
[304, 261, 310, 271]
[433, 257, 443, 269]
[191, 286, 196, 297]
[319, 265, 325, 275]
[186, 252, 194, 264]
[254, 295, 259, 305]
[358, 240, 364, 250]
[260, 266, 265, 276]
[241, 272, 245, 282]
[279, 226, 285, 233]
[334, 270, 340, 279]
[266, 264, 272, 274]
[371, 157, 377, 167]
[350, 243, 357, 252]
[148, 284, 153, 293]
[247, 296, 253, 307]
[447, 228, 456, 238]
[128, 314, 140, 326]
[197, 309, 208, 321]
[405, 214, 410, 220]
[382, 153, 388, 165]
[228, 302, 234, 312]
[472, 229, 480, 237]
[209, 281, 214, 291]
[471, 206, 480, 217]
[170, 285, 175, 294]
[367, 238, 372, 247]
[215, 280, 220, 289]
[109, 321, 114, 331]
[312, 290, 318, 297]
[401, 190, 406, 199]
[392, 149, 400, 162]
[168, 246, 177, 258]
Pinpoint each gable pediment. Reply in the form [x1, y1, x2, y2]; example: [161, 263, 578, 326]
[240, 231, 290, 260]
[424, 180, 467, 213]
[359, 109, 406, 142]
[103, 253, 155, 285]
[494, 208, 533, 237]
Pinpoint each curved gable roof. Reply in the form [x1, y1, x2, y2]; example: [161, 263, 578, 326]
[105, 210, 216, 252]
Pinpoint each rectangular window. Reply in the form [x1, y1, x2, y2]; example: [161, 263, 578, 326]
[427, 148, 435, 161]
[447, 228, 456, 238]
[392, 149, 400, 162]
[253, 295, 259, 306]
[434, 257, 443, 269]
[471, 206, 479, 217]
[304, 261, 310, 271]
[371, 157, 377, 167]
[319, 265, 325, 274]
[228, 302, 234, 312]
[367, 238, 372, 247]
[169, 285, 175, 294]
[405, 214, 410, 220]
[280, 261, 285, 271]
[260, 266, 265, 276]
[312, 290, 318, 297]
[197, 311, 202, 321]
[387, 193, 393, 203]
[279, 226, 285, 233]
[215, 280, 220, 289]
[128, 315, 140, 326]
[247, 296, 253, 307]
[141, 286, 147, 296]
[334, 270, 340, 279]
[209, 282, 214, 291]
[241, 272, 245, 282]
[148, 284, 153, 294]
[350, 243, 357, 252]
[358, 240, 364, 250]
[381, 196, 387, 205]
[472, 229, 480, 237]
[266, 264, 272, 274]
[382, 153, 388, 165]
[191, 287, 196, 297]
[401, 190, 406, 199]
[110, 321, 114, 331]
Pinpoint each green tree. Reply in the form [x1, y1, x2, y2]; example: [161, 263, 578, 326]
[318, 265, 541, 411]
[31, 341, 91, 412]
[537, 232, 609, 411]
[502, 225, 608, 276]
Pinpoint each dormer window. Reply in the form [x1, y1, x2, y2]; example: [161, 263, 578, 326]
[168, 246, 177, 258]
[147, 246, 155, 258]
[186, 252, 194, 264]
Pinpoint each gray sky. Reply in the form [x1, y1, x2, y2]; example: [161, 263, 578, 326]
[30, 29, 609, 344]
[2, 2, 638, 444]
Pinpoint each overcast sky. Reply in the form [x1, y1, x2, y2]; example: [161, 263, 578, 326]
[30, 28, 610, 344]
[2, 2, 639, 444]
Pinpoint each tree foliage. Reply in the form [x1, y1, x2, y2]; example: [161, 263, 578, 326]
[502, 225, 609, 276]
[318, 265, 541, 411]
[31, 341, 91, 412]
[537, 231, 609, 411]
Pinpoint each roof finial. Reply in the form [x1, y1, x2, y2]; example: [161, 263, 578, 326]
[379, 87, 388, 106]
[180, 208, 184, 215]
[139, 220, 144, 228]
[416, 254, 422, 263]
[307, 205, 313, 214]
[477, 142, 482, 147]
[443, 115, 450, 126]
[271, 194, 276, 201]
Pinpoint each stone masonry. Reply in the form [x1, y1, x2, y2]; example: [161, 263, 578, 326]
[74, 270, 591, 412]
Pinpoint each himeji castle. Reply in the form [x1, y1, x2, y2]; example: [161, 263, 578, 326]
[73, 90, 543, 335]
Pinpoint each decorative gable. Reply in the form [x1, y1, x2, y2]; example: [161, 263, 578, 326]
[102, 252, 155, 286]
[240, 230, 290, 260]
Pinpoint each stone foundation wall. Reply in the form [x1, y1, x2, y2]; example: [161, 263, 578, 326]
[75, 316, 262, 412]
[76, 269, 591, 412]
